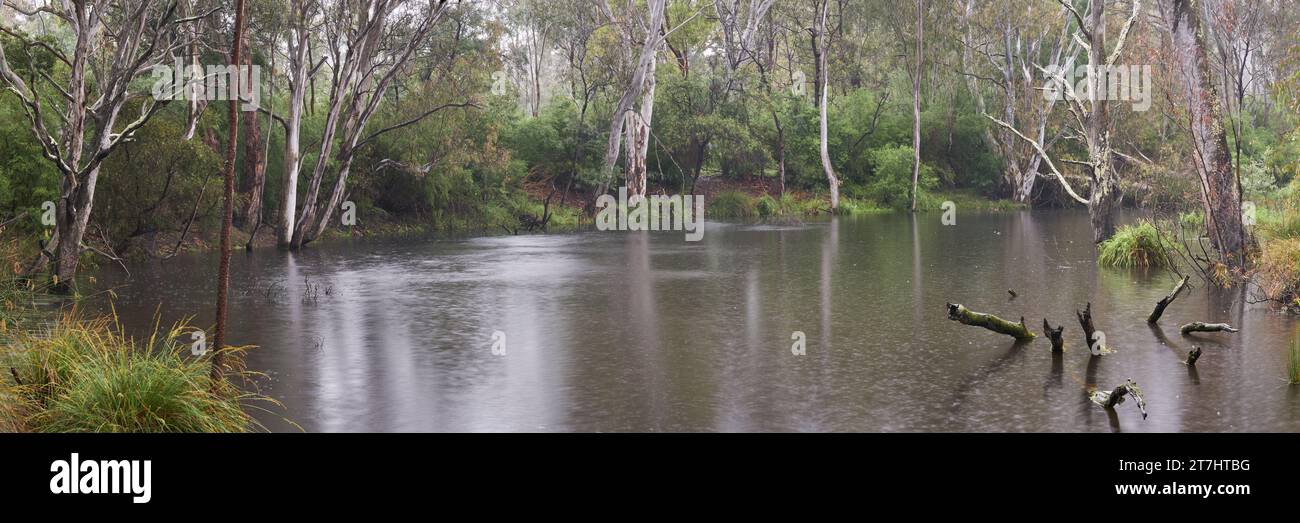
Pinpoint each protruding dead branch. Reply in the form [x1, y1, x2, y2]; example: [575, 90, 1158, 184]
[1147, 275, 1189, 324]
[1090, 379, 1147, 419]
[1184, 346, 1202, 366]
[1180, 322, 1238, 335]
[1042, 318, 1064, 352]
[946, 303, 1036, 340]
[1076, 302, 1107, 355]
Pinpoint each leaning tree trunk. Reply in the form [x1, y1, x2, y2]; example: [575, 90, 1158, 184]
[596, 0, 666, 201]
[1163, 0, 1245, 263]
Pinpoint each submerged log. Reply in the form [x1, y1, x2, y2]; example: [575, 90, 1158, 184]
[1184, 346, 1202, 366]
[1180, 322, 1238, 335]
[946, 303, 1036, 340]
[1042, 318, 1064, 352]
[1090, 379, 1147, 419]
[1147, 275, 1189, 324]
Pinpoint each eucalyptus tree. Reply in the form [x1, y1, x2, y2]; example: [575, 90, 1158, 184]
[0, 0, 212, 289]
[986, 0, 1143, 243]
[1159, 0, 1245, 261]
[964, 0, 1079, 204]
[273, 0, 323, 248]
[595, 0, 667, 201]
[809, 0, 839, 210]
[290, 0, 454, 248]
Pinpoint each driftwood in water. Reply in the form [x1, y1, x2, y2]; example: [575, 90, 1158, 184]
[1184, 346, 1202, 366]
[946, 303, 1035, 340]
[1180, 322, 1238, 335]
[1091, 379, 1147, 419]
[1076, 302, 1106, 355]
[1147, 275, 1189, 324]
[1042, 319, 1064, 352]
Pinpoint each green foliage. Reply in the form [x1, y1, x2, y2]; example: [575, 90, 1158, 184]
[863, 144, 935, 209]
[1097, 221, 1177, 269]
[97, 110, 223, 249]
[0, 43, 59, 229]
[707, 190, 758, 219]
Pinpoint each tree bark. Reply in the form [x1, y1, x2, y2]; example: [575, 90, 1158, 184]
[278, 0, 315, 248]
[1084, 0, 1119, 243]
[597, 0, 667, 202]
[813, 0, 839, 211]
[238, 39, 266, 235]
[1161, 0, 1246, 263]
[214, 0, 248, 381]
[910, 0, 923, 211]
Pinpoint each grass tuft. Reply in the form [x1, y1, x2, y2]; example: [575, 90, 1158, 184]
[1, 314, 279, 432]
[1098, 220, 1177, 269]
[707, 190, 758, 219]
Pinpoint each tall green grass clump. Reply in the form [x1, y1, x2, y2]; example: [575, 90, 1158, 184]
[1098, 220, 1177, 269]
[1, 315, 273, 432]
[707, 190, 757, 219]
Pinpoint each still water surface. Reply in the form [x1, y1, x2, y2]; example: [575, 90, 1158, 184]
[90, 211, 1300, 432]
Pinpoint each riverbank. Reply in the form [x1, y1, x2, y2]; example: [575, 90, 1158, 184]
[68, 177, 1021, 260]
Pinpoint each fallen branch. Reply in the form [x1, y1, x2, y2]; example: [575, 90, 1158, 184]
[1042, 318, 1064, 352]
[1180, 322, 1238, 335]
[1184, 346, 1202, 366]
[946, 303, 1035, 340]
[1090, 379, 1147, 419]
[1147, 275, 1189, 324]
